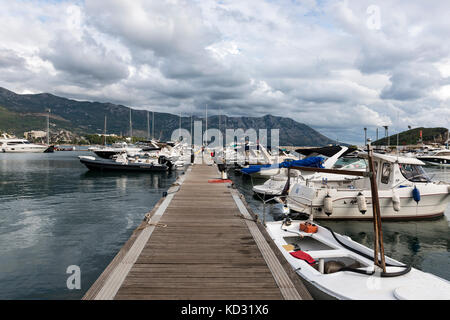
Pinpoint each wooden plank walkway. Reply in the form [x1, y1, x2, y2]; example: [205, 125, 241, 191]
[83, 163, 311, 300]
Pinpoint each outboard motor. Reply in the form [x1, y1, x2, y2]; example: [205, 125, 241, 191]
[158, 155, 167, 164]
[217, 163, 228, 179]
[158, 155, 174, 171]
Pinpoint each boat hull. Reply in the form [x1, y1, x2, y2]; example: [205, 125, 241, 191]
[418, 157, 450, 167]
[287, 185, 450, 220]
[2, 147, 48, 153]
[265, 220, 450, 300]
[80, 158, 168, 172]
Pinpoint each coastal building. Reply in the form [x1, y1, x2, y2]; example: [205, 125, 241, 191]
[24, 130, 47, 140]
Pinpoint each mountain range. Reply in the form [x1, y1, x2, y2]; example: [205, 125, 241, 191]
[373, 127, 449, 146]
[0, 87, 338, 146]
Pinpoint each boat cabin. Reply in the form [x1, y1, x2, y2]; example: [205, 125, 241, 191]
[355, 153, 430, 190]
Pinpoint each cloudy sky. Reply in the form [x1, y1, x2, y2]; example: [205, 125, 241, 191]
[0, 0, 449, 144]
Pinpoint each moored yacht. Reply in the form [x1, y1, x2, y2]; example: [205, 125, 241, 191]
[0, 134, 51, 153]
[417, 149, 450, 166]
[252, 146, 363, 197]
[78, 152, 172, 172]
[286, 152, 450, 220]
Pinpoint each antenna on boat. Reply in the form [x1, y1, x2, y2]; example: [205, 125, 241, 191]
[366, 138, 387, 272]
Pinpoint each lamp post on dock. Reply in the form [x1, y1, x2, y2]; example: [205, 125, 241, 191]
[383, 126, 389, 147]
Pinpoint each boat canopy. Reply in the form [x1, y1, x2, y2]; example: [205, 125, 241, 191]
[240, 156, 324, 175]
[358, 152, 425, 165]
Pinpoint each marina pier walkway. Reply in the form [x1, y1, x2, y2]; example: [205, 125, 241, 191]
[83, 163, 311, 300]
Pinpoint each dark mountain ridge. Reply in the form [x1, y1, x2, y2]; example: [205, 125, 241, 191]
[0, 87, 339, 146]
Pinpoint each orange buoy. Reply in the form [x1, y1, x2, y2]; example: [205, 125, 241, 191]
[300, 222, 318, 233]
[208, 179, 232, 183]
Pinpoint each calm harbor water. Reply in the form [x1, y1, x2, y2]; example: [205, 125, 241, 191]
[231, 167, 450, 282]
[0, 151, 178, 299]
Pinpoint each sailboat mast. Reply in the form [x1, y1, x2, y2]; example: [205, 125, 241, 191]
[46, 108, 50, 145]
[129, 108, 132, 138]
[152, 111, 155, 140]
[147, 111, 150, 140]
[205, 104, 208, 146]
[104, 114, 107, 146]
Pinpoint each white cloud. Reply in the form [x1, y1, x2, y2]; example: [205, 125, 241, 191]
[0, 0, 449, 144]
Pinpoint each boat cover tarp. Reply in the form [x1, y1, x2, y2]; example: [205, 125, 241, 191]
[240, 156, 324, 175]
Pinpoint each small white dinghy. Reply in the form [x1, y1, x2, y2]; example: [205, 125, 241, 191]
[265, 220, 450, 300]
[266, 143, 450, 300]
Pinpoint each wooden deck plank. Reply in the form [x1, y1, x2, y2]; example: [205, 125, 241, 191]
[84, 163, 311, 300]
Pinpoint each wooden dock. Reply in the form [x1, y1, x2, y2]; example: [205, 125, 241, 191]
[83, 163, 311, 300]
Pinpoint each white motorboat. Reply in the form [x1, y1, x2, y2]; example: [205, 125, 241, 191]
[286, 152, 450, 220]
[253, 146, 364, 197]
[265, 219, 450, 300]
[79, 152, 172, 172]
[0, 134, 51, 153]
[266, 147, 450, 300]
[417, 149, 450, 167]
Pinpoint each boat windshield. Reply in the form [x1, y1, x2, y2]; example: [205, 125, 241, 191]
[399, 164, 431, 182]
[435, 150, 450, 156]
[333, 158, 367, 170]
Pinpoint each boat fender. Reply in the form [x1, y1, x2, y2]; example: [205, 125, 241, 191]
[324, 194, 333, 216]
[412, 186, 420, 204]
[392, 191, 401, 212]
[356, 192, 367, 214]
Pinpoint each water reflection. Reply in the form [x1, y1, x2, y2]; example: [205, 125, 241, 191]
[0, 151, 178, 299]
